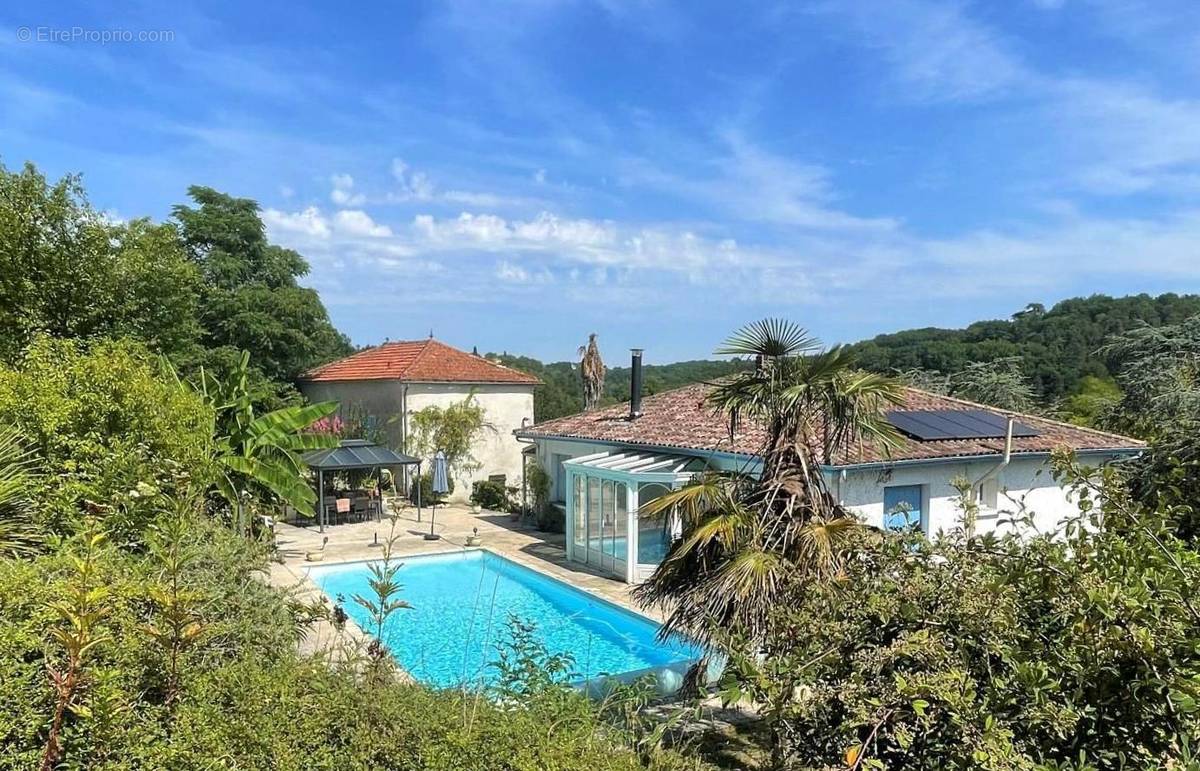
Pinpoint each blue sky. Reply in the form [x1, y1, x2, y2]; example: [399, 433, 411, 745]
[4, 1, 1200, 364]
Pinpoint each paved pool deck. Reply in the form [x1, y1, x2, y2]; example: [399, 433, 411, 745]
[267, 499, 655, 657]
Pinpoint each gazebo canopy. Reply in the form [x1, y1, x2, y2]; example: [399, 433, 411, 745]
[303, 439, 419, 471]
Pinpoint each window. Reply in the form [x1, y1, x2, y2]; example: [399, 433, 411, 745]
[977, 479, 999, 510]
[553, 454, 570, 503]
[637, 483, 673, 565]
[883, 485, 924, 534]
[572, 474, 585, 549]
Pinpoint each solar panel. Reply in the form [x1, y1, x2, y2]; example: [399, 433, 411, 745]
[886, 409, 1039, 441]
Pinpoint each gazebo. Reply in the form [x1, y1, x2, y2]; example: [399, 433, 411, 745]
[302, 439, 422, 532]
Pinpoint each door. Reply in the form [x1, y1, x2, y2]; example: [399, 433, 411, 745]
[883, 485, 924, 534]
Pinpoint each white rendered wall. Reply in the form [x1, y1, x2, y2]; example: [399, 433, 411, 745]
[406, 383, 534, 501]
[830, 453, 1128, 538]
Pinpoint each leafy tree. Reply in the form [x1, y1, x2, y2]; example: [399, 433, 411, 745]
[634, 320, 904, 650]
[0, 162, 202, 364]
[946, 356, 1035, 410]
[407, 392, 494, 485]
[901, 357, 1036, 411]
[194, 351, 338, 530]
[1100, 315, 1200, 438]
[851, 293, 1200, 403]
[172, 186, 352, 399]
[1057, 374, 1122, 427]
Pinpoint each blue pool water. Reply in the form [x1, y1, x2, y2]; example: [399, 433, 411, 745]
[306, 550, 702, 689]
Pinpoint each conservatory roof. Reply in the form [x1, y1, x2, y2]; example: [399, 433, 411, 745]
[563, 450, 707, 479]
[302, 439, 420, 471]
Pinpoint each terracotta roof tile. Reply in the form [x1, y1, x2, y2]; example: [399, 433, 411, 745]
[517, 382, 1142, 467]
[301, 340, 541, 385]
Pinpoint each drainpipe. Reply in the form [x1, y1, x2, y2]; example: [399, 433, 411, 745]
[516, 419, 536, 518]
[967, 416, 1014, 538]
[399, 383, 410, 491]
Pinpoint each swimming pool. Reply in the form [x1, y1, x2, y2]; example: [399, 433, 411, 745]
[306, 550, 703, 690]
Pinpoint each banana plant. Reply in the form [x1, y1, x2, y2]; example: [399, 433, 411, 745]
[194, 351, 339, 529]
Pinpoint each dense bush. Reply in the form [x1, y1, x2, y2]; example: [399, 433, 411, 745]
[717, 453, 1200, 770]
[0, 336, 212, 544]
[470, 479, 512, 512]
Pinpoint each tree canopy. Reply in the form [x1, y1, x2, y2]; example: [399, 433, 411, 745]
[0, 163, 202, 364]
[0, 163, 351, 406]
[172, 186, 352, 399]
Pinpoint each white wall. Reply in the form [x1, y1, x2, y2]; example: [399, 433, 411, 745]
[830, 453, 1128, 538]
[406, 383, 533, 500]
[299, 380, 534, 502]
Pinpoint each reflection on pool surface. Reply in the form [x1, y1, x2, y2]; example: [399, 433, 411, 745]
[306, 550, 702, 689]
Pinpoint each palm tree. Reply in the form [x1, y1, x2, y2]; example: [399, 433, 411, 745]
[0, 426, 40, 558]
[633, 319, 904, 648]
[578, 333, 606, 411]
[195, 351, 339, 531]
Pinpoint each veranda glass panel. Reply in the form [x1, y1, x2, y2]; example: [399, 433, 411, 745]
[601, 480, 616, 557]
[637, 484, 673, 564]
[613, 482, 628, 562]
[587, 477, 602, 554]
[572, 474, 585, 549]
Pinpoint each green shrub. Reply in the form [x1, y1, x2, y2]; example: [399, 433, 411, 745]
[409, 471, 454, 506]
[0, 336, 212, 545]
[470, 480, 511, 512]
[526, 461, 551, 513]
[716, 452, 1200, 770]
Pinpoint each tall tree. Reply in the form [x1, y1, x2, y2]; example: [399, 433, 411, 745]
[577, 333, 606, 411]
[172, 187, 351, 400]
[0, 162, 202, 364]
[634, 319, 904, 648]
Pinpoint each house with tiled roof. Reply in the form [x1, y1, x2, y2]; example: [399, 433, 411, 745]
[299, 338, 540, 500]
[515, 352, 1143, 584]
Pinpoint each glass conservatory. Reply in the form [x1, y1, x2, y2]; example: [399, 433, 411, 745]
[563, 451, 708, 583]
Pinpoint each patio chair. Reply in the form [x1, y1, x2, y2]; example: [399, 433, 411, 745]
[335, 497, 351, 526]
[351, 495, 369, 523]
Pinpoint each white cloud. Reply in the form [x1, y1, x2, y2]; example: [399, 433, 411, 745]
[279, 185, 295, 199]
[813, 0, 1028, 103]
[1048, 78, 1200, 195]
[334, 209, 393, 237]
[262, 206, 330, 238]
[330, 173, 366, 206]
[390, 157, 435, 201]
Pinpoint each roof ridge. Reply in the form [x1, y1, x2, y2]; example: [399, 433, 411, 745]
[302, 343, 391, 379]
[401, 338, 439, 379]
[900, 386, 1145, 445]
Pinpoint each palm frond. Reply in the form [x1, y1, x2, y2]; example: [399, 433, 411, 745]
[0, 427, 42, 558]
[714, 318, 819, 358]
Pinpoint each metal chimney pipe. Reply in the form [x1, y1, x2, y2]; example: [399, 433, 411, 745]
[630, 349, 644, 419]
